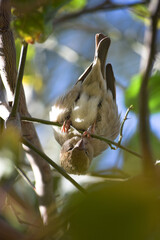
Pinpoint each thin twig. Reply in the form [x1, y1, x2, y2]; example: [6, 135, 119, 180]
[53, 0, 147, 25]
[22, 137, 87, 195]
[117, 105, 133, 146]
[15, 166, 36, 191]
[10, 42, 28, 117]
[21, 116, 61, 127]
[90, 133, 142, 159]
[88, 167, 130, 179]
[139, 0, 160, 174]
[88, 173, 128, 181]
[21, 116, 142, 159]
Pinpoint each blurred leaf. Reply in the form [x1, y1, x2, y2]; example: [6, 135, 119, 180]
[0, 149, 15, 180]
[13, 10, 45, 43]
[125, 72, 160, 114]
[125, 74, 140, 114]
[15, 40, 42, 92]
[123, 131, 142, 176]
[130, 4, 160, 27]
[0, 127, 21, 181]
[123, 130, 160, 176]
[51, 0, 72, 8]
[23, 74, 43, 93]
[63, 178, 160, 240]
[66, 0, 86, 10]
[12, 0, 71, 43]
[149, 73, 160, 113]
[131, 4, 150, 24]
[12, 0, 86, 43]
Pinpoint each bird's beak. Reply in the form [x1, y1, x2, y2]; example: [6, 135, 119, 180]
[75, 139, 85, 150]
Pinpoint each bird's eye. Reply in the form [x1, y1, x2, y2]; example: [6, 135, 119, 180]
[67, 146, 73, 151]
[85, 150, 89, 156]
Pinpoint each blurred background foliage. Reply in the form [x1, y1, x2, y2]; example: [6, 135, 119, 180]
[1, 0, 160, 239]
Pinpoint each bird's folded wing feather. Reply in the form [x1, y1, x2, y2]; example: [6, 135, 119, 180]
[95, 34, 111, 78]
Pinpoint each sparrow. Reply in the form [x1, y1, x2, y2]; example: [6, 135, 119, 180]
[50, 33, 120, 175]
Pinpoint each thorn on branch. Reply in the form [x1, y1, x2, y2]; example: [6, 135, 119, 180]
[108, 143, 116, 150]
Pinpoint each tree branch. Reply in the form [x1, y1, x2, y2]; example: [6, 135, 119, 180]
[53, 0, 147, 26]
[139, 0, 160, 175]
[0, 0, 54, 224]
[0, 0, 16, 103]
[10, 41, 28, 117]
[21, 116, 142, 159]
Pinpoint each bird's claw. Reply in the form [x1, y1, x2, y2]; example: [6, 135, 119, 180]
[82, 122, 96, 138]
[83, 131, 91, 138]
[61, 119, 71, 133]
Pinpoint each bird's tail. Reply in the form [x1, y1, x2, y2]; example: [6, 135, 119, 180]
[94, 33, 111, 78]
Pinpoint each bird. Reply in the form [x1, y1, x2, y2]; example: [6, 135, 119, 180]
[50, 33, 120, 175]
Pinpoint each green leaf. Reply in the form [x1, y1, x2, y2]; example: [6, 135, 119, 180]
[67, 0, 86, 9]
[12, 0, 69, 43]
[131, 4, 150, 21]
[13, 10, 45, 43]
[130, 4, 160, 28]
[23, 74, 43, 93]
[51, 0, 72, 8]
[12, 0, 86, 43]
[125, 72, 160, 114]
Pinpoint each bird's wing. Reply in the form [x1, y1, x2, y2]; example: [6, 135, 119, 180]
[50, 83, 81, 123]
[106, 63, 116, 100]
[76, 63, 93, 84]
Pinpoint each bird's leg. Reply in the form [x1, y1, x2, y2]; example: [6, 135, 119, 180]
[83, 122, 96, 138]
[61, 119, 71, 133]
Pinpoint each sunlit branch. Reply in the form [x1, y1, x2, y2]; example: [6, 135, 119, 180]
[10, 42, 28, 117]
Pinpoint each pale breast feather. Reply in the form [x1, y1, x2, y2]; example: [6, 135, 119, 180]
[49, 105, 68, 122]
[71, 92, 100, 130]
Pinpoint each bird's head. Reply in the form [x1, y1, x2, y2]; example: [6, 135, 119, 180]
[60, 137, 93, 175]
